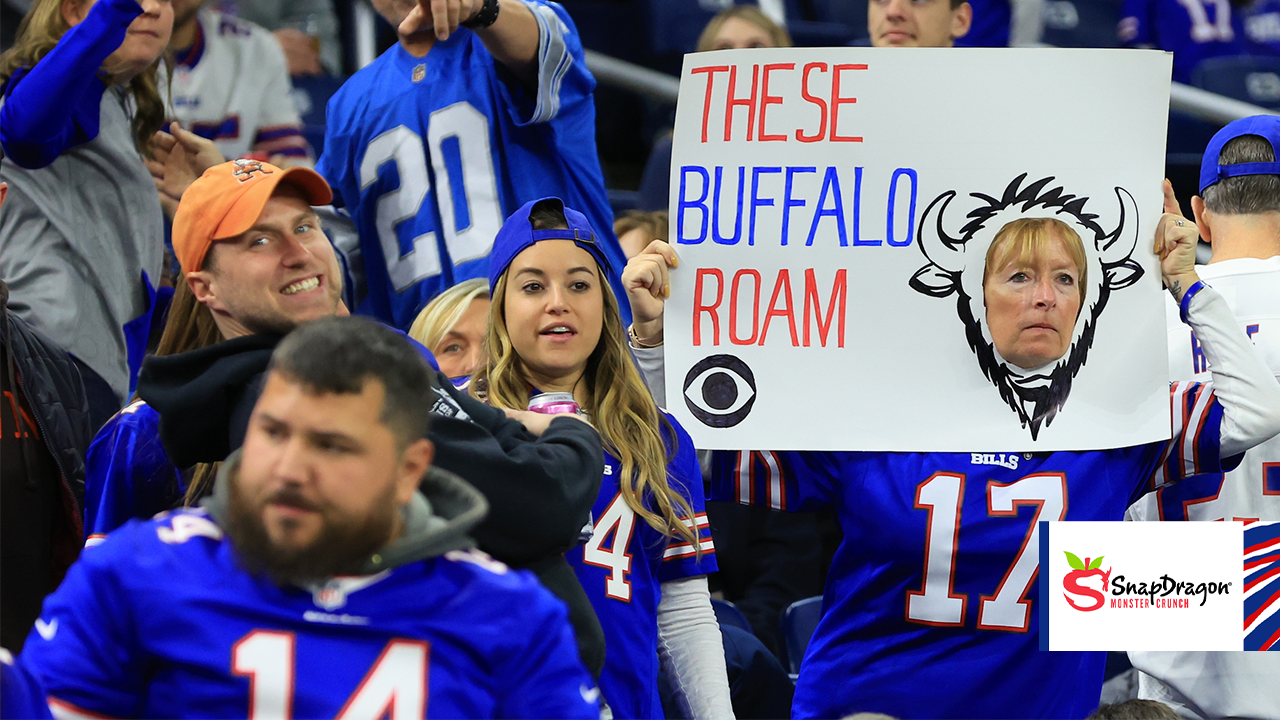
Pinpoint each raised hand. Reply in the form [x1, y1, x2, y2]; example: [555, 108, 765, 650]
[399, 0, 485, 41]
[1154, 211, 1200, 301]
[147, 122, 225, 218]
[622, 239, 677, 346]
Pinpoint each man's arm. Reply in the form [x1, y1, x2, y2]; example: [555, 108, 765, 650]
[427, 380, 603, 566]
[400, 0, 539, 85]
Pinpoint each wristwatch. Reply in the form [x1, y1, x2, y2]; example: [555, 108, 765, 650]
[461, 0, 501, 30]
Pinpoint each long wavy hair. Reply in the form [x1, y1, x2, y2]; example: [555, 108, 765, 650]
[142, 280, 224, 505]
[0, 0, 168, 157]
[472, 259, 702, 553]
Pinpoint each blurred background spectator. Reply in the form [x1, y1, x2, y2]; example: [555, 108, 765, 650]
[209, 0, 341, 75]
[163, 0, 313, 168]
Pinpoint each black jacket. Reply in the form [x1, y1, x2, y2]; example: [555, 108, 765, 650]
[1, 280, 92, 649]
[137, 333, 607, 675]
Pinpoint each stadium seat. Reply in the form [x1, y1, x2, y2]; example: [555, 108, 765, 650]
[1192, 55, 1280, 111]
[1040, 0, 1122, 48]
[712, 598, 755, 633]
[290, 74, 346, 158]
[780, 595, 823, 677]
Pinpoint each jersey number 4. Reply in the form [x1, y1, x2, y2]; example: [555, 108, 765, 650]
[582, 493, 637, 602]
[359, 102, 504, 292]
[233, 630, 428, 719]
[906, 472, 1067, 632]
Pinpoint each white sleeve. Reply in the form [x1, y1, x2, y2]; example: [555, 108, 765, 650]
[630, 344, 666, 407]
[656, 576, 735, 720]
[1184, 285, 1280, 458]
[1009, 0, 1045, 46]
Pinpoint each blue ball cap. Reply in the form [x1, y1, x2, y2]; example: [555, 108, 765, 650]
[1199, 115, 1280, 195]
[487, 197, 612, 290]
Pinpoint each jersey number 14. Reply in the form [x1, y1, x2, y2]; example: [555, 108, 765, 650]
[233, 630, 429, 719]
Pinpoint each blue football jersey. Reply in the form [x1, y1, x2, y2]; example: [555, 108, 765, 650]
[21, 509, 599, 719]
[566, 411, 717, 720]
[1119, 0, 1246, 83]
[2, 649, 52, 720]
[84, 400, 185, 545]
[316, 1, 628, 330]
[711, 381, 1239, 719]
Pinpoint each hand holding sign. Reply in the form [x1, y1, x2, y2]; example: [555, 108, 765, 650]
[1156, 211, 1201, 302]
[623, 240, 678, 344]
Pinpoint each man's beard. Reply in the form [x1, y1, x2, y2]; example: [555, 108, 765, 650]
[225, 471, 398, 587]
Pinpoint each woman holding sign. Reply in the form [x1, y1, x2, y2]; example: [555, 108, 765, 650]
[467, 197, 733, 720]
[630, 195, 1280, 719]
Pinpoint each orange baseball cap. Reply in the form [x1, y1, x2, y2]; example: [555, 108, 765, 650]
[172, 159, 333, 273]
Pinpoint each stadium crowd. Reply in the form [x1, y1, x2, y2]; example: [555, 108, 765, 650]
[1, 0, 1279, 719]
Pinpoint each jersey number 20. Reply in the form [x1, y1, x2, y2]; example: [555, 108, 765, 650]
[907, 472, 1068, 632]
[359, 102, 504, 292]
[233, 630, 428, 719]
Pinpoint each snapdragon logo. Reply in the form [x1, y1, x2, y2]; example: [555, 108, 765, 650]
[1061, 551, 1234, 612]
[1062, 552, 1110, 612]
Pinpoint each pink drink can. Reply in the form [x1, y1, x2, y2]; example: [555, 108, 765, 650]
[527, 392, 580, 415]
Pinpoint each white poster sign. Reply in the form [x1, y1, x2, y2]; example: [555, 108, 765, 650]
[1041, 521, 1245, 651]
[664, 48, 1174, 452]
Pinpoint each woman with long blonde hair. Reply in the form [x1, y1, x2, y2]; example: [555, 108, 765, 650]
[471, 197, 732, 719]
[0, 0, 172, 429]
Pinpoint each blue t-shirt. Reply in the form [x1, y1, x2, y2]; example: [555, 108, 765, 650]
[21, 509, 599, 719]
[316, 1, 628, 330]
[711, 380, 1240, 719]
[566, 410, 717, 719]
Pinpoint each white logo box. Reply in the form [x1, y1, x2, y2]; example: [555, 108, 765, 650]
[1040, 521, 1244, 651]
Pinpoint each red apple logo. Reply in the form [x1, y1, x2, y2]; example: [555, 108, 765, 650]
[1062, 551, 1111, 612]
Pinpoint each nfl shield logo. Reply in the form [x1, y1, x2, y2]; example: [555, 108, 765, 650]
[312, 581, 347, 610]
[412, 64, 426, 83]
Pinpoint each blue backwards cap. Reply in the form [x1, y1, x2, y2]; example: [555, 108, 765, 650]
[487, 197, 612, 290]
[1199, 115, 1280, 194]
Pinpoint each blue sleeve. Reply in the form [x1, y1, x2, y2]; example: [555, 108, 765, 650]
[656, 415, 717, 582]
[1118, 0, 1155, 46]
[492, 0, 595, 127]
[0, 0, 143, 168]
[19, 527, 147, 718]
[496, 578, 599, 719]
[83, 402, 184, 544]
[314, 89, 353, 210]
[1, 654, 54, 720]
[709, 449, 838, 512]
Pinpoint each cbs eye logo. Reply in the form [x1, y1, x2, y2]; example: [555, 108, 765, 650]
[683, 355, 757, 428]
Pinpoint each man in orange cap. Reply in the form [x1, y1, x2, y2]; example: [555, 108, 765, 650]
[91, 158, 609, 677]
[173, 158, 342, 337]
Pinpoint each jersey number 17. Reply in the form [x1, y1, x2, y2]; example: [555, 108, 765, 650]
[907, 472, 1068, 632]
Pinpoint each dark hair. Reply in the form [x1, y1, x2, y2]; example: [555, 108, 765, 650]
[1087, 699, 1181, 720]
[1202, 134, 1280, 214]
[269, 317, 435, 445]
[528, 198, 570, 231]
